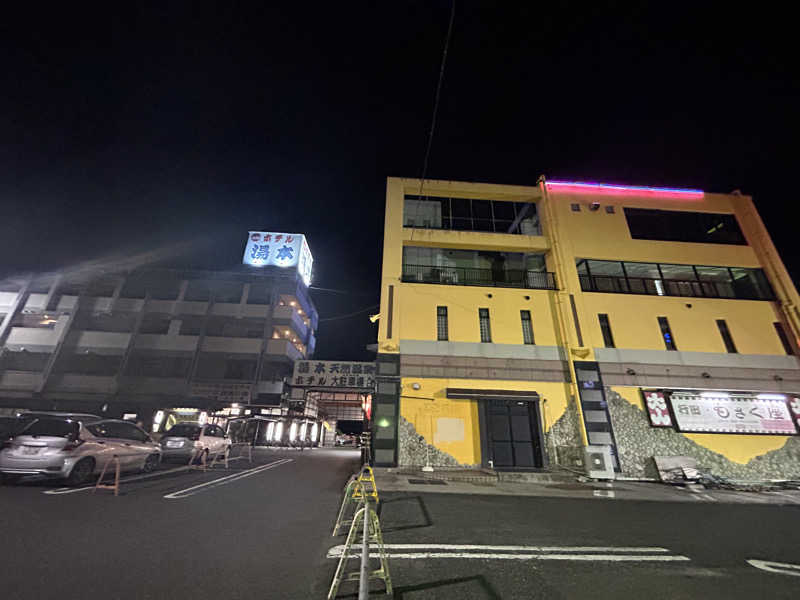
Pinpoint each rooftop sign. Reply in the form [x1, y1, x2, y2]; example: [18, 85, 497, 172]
[243, 231, 313, 286]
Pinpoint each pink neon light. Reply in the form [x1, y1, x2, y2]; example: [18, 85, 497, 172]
[546, 180, 703, 199]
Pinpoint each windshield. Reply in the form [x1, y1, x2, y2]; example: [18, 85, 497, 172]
[165, 424, 201, 438]
[20, 418, 79, 440]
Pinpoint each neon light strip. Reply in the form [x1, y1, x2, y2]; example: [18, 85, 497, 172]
[546, 181, 703, 198]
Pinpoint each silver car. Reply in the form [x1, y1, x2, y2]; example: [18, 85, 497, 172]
[160, 423, 231, 462]
[0, 416, 162, 486]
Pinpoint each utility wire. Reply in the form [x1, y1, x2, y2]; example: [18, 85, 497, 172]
[417, 0, 456, 200]
[309, 285, 374, 295]
[318, 304, 380, 322]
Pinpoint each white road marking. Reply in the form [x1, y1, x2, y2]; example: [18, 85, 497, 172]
[327, 550, 689, 562]
[327, 544, 689, 562]
[42, 458, 247, 495]
[163, 458, 292, 499]
[770, 491, 800, 505]
[746, 559, 800, 577]
[327, 544, 675, 559]
[594, 490, 616, 498]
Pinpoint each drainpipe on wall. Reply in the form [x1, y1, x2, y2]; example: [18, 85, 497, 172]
[537, 176, 590, 450]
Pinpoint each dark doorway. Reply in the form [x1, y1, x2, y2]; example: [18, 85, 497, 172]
[486, 399, 543, 469]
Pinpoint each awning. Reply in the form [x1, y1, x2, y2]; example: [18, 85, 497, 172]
[446, 388, 540, 401]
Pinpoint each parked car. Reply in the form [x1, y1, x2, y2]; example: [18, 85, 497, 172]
[159, 423, 231, 462]
[0, 416, 161, 486]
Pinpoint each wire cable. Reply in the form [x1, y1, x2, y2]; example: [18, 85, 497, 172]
[318, 304, 380, 322]
[417, 0, 456, 200]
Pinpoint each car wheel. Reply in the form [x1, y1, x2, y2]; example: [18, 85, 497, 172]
[143, 454, 159, 473]
[0, 473, 22, 485]
[66, 458, 95, 486]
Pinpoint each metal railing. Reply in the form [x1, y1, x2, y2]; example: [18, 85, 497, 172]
[578, 274, 775, 301]
[402, 264, 556, 290]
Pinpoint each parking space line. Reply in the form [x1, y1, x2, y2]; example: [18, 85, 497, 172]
[163, 458, 293, 499]
[42, 457, 248, 495]
[327, 544, 671, 555]
[333, 552, 690, 562]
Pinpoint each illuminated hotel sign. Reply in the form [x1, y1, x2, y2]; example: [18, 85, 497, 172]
[243, 231, 313, 286]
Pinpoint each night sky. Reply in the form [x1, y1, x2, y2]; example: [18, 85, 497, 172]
[2, 3, 798, 361]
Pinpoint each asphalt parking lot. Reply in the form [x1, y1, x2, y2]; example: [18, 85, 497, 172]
[2, 449, 799, 599]
[0, 447, 361, 600]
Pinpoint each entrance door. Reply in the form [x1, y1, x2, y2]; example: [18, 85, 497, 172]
[487, 399, 543, 468]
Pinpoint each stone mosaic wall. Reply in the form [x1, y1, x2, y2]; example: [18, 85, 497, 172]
[397, 416, 472, 468]
[543, 399, 585, 469]
[606, 387, 800, 480]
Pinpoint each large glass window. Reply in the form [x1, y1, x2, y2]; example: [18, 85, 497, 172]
[404, 195, 540, 235]
[624, 208, 746, 245]
[402, 246, 554, 290]
[577, 259, 773, 301]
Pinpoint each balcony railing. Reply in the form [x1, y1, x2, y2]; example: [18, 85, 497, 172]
[402, 264, 556, 290]
[579, 274, 775, 301]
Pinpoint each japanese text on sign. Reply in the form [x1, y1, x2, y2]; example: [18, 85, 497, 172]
[242, 231, 313, 286]
[670, 394, 797, 435]
[292, 360, 376, 388]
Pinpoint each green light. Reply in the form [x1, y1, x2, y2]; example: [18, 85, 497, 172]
[377, 418, 391, 428]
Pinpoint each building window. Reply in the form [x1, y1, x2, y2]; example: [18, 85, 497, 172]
[520, 310, 534, 344]
[658, 317, 677, 351]
[402, 246, 555, 290]
[774, 322, 795, 355]
[624, 207, 746, 245]
[436, 306, 449, 341]
[479, 308, 492, 343]
[716, 319, 737, 353]
[576, 259, 773, 301]
[598, 314, 615, 348]
[403, 194, 540, 235]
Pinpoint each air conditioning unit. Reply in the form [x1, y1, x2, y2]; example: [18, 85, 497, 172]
[584, 445, 615, 480]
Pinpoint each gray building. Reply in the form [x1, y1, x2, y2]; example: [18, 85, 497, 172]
[0, 264, 318, 427]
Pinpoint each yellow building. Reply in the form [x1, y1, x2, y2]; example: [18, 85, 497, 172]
[372, 176, 800, 479]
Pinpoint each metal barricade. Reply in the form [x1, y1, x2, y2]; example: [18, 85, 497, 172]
[329, 468, 391, 599]
[93, 455, 122, 496]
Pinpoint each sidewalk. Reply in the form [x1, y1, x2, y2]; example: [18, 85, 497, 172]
[373, 467, 800, 505]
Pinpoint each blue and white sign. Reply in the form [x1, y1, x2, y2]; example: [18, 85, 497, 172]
[243, 231, 313, 286]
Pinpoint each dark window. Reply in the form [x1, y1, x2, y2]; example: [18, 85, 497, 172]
[21, 419, 78, 439]
[118, 422, 149, 441]
[184, 281, 212, 302]
[124, 353, 192, 378]
[576, 258, 773, 301]
[402, 246, 554, 290]
[657, 317, 677, 351]
[223, 359, 257, 380]
[166, 423, 201, 438]
[403, 195, 540, 235]
[624, 208, 746, 245]
[436, 306, 449, 341]
[520, 310, 534, 344]
[598, 314, 615, 348]
[716, 319, 737, 353]
[139, 314, 171, 334]
[479, 308, 492, 343]
[53, 353, 122, 376]
[774, 322, 795, 355]
[1, 351, 50, 371]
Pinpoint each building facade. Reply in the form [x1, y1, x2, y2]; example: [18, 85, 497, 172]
[0, 264, 318, 429]
[373, 176, 800, 479]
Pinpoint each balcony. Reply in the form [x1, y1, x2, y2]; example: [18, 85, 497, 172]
[579, 274, 776, 301]
[401, 264, 556, 290]
[265, 338, 304, 362]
